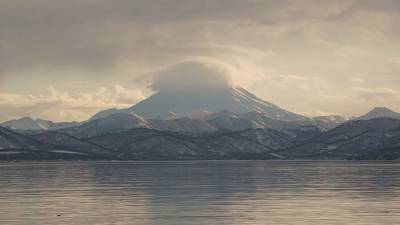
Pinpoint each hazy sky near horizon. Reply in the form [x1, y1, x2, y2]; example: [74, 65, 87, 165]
[1, 0, 400, 122]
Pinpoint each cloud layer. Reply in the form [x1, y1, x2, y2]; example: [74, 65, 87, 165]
[1, 0, 400, 121]
[0, 86, 144, 122]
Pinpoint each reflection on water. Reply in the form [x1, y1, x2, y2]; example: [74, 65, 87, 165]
[0, 161, 400, 225]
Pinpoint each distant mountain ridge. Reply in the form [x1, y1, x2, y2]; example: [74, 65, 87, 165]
[1, 116, 399, 160]
[0, 117, 78, 131]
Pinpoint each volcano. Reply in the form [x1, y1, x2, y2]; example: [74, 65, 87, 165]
[91, 86, 307, 121]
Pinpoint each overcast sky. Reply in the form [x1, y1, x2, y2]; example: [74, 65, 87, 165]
[1, 0, 400, 122]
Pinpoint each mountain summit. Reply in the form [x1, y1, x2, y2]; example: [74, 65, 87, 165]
[91, 86, 308, 121]
[91, 61, 308, 121]
[358, 107, 400, 120]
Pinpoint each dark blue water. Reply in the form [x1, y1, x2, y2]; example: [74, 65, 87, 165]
[1, 161, 400, 225]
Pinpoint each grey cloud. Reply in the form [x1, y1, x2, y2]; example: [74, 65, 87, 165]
[1, 0, 400, 119]
[0, 0, 290, 25]
[150, 60, 232, 92]
[353, 0, 400, 13]
[1, 0, 386, 76]
[356, 87, 400, 102]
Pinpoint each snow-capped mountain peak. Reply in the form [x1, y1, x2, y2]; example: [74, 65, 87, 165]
[90, 86, 308, 121]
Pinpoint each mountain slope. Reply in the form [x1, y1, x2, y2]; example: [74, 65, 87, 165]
[91, 87, 308, 121]
[0, 126, 89, 160]
[312, 115, 348, 130]
[0, 126, 50, 150]
[0, 126, 115, 160]
[86, 128, 294, 160]
[60, 113, 148, 138]
[358, 107, 400, 120]
[149, 117, 217, 134]
[281, 118, 400, 159]
[30, 131, 115, 157]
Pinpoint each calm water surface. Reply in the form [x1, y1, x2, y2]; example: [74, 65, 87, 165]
[0, 161, 400, 225]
